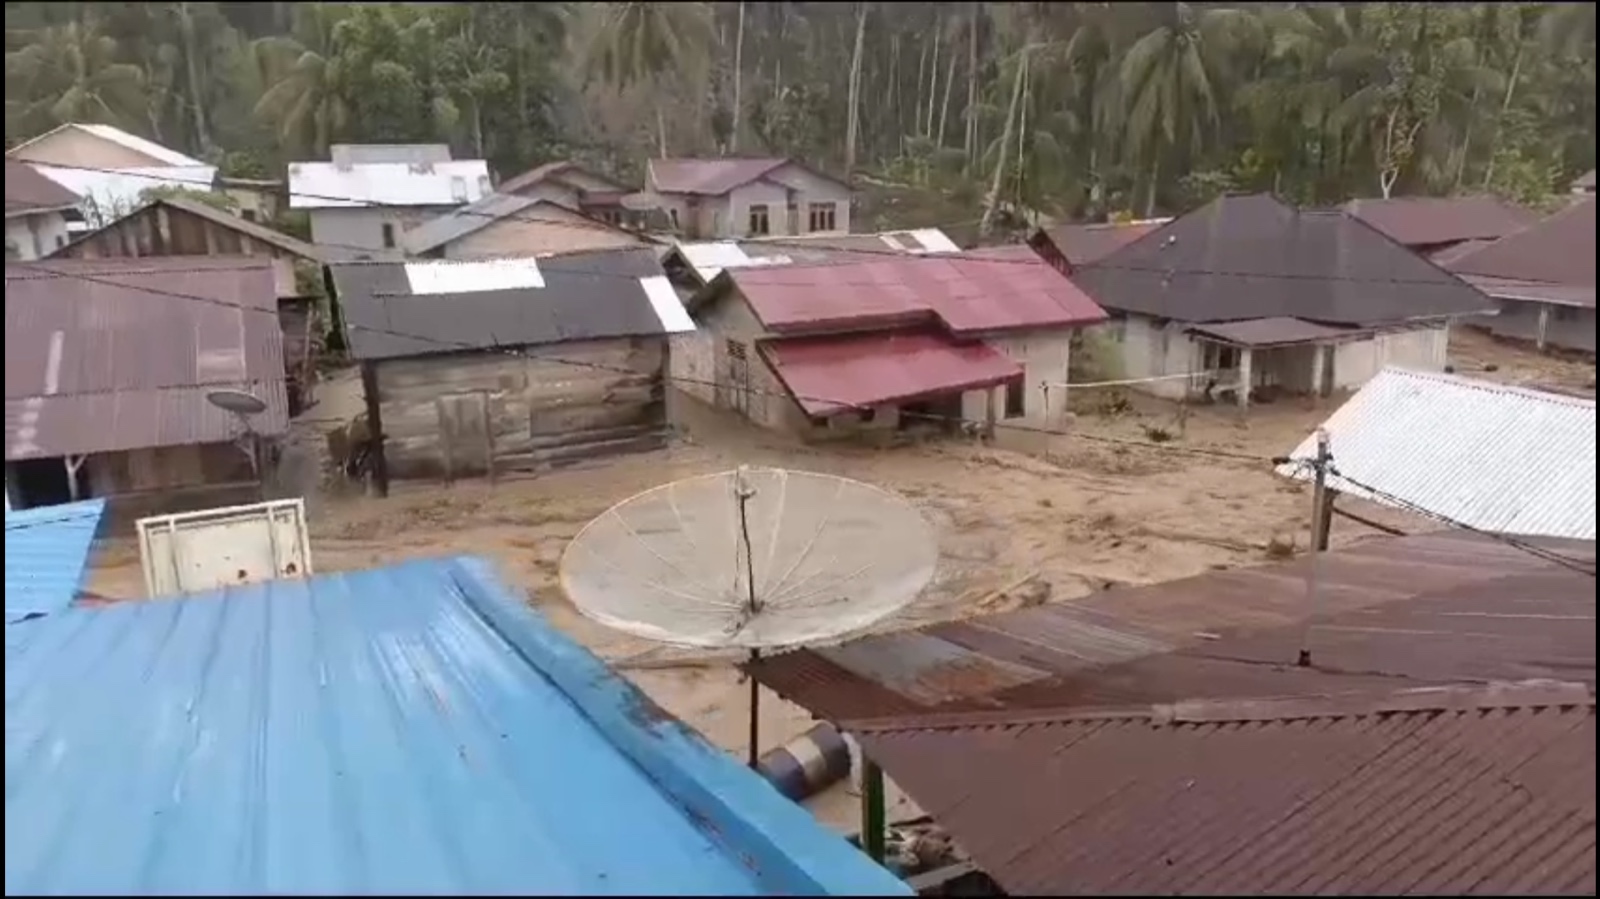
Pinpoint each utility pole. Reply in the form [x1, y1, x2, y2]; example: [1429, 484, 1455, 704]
[1298, 428, 1331, 668]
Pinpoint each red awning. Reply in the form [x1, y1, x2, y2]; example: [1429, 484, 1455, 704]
[760, 331, 1022, 417]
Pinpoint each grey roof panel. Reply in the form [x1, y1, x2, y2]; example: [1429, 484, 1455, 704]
[331, 248, 675, 360]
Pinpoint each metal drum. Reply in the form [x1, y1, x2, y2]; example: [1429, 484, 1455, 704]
[756, 722, 852, 801]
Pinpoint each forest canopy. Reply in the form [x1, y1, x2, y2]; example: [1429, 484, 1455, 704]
[4, 2, 1595, 222]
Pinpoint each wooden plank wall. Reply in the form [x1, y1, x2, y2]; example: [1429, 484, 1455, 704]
[58, 202, 300, 299]
[373, 336, 669, 481]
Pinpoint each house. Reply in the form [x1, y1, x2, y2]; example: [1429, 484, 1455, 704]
[288, 143, 492, 258]
[678, 252, 1107, 436]
[660, 228, 963, 292]
[1279, 367, 1595, 541]
[497, 159, 644, 227]
[1027, 217, 1173, 274]
[1342, 195, 1538, 264]
[47, 196, 328, 410]
[3, 556, 910, 895]
[4, 257, 288, 523]
[4, 498, 108, 623]
[1445, 197, 1596, 353]
[4, 159, 80, 260]
[216, 175, 285, 223]
[1067, 194, 1499, 408]
[1575, 170, 1596, 195]
[6, 122, 218, 228]
[402, 192, 652, 259]
[644, 157, 854, 239]
[327, 248, 693, 487]
[747, 530, 1595, 895]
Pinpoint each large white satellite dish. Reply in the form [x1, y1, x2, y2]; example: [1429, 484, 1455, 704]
[560, 466, 938, 764]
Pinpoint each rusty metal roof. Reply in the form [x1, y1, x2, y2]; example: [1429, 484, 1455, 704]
[4, 257, 288, 459]
[854, 681, 1596, 896]
[748, 531, 1597, 724]
[1448, 197, 1596, 288]
[759, 331, 1023, 417]
[722, 254, 1109, 337]
[1343, 195, 1539, 248]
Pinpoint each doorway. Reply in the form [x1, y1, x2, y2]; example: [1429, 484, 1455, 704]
[8, 457, 76, 509]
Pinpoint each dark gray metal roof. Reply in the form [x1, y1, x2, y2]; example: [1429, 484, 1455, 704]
[329, 247, 679, 360]
[1072, 194, 1499, 326]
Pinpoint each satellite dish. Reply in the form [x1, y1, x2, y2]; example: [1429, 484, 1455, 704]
[561, 466, 938, 765]
[206, 389, 267, 417]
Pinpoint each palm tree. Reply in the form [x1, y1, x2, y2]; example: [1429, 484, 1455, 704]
[575, 1, 715, 156]
[1119, 2, 1260, 214]
[252, 3, 350, 157]
[5, 18, 146, 135]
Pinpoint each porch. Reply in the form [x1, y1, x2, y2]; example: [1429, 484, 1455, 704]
[1188, 318, 1353, 409]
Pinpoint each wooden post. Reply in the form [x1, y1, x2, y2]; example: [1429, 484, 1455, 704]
[480, 392, 496, 483]
[1237, 347, 1253, 410]
[63, 455, 86, 501]
[1298, 428, 1331, 667]
[860, 756, 887, 864]
[1315, 487, 1338, 551]
[1536, 304, 1551, 351]
[359, 362, 389, 498]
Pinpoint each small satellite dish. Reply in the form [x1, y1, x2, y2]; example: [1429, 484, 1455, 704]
[206, 389, 267, 417]
[561, 466, 938, 765]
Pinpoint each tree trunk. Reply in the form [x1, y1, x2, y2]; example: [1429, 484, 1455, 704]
[656, 107, 669, 158]
[980, 42, 1028, 238]
[914, 34, 929, 138]
[1481, 45, 1524, 190]
[178, 2, 213, 157]
[964, 3, 980, 171]
[937, 25, 959, 148]
[1145, 155, 1160, 219]
[730, 1, 745, 151]
[925, 18, 941, 140]
[844, 3, 868, 177]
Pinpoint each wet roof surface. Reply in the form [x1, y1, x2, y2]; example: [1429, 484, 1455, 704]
[760, 331, 1022, 416]
[4, 556, 910, 896]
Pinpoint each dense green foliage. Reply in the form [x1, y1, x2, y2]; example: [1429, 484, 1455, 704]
[5, 2, 1594, 220]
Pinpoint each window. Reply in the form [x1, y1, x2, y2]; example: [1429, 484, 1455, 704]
[1204, 343, 1240, 371]
[748, 204, 771, 236]
[597, 208, 623, 226]
[381, 222, 397, 249]
[669, 208, 681, 230]
[725, 339, 747, 360]
[859, 408, 877, 423]
[1553, 305, 1580, 323]
[241, 209, 258, 223]
[807, 202, 838, 233]
[1004, 380, 1026, 419]
[54, 234, 67, 249]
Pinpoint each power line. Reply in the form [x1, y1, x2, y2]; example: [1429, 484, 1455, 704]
[8, 258, 1272, 466]
[1294, 458, 1598, 578]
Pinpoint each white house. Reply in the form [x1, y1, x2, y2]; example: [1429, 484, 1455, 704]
[643, 158, 854, 240]
[5, 123, 216, 229]
[288, 144, 491, 258]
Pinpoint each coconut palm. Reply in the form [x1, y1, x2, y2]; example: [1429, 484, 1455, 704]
[251, 3, 350, 157]
[575, 1, 715, 155]
[5, 17, 146, 134]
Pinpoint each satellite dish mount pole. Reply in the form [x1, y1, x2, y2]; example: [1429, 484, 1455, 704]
[735, 467, 763, 769]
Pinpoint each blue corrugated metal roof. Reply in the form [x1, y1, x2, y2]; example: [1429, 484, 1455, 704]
[5, 556, 910, 896]
[4, 499, 107, 624]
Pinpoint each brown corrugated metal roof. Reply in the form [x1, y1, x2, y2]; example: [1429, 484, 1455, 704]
[648, 157, 849, 196]
[854, 681, 1596, 896]
[1036, 220, 1168, 266]
[748, 531, 1597, 724]
[1459, 275, 1596, 309]
[1070, 194, 1499, 326]
[61, 196, 320, 262]
[4, 160, 80, 216]
[759, 331, 1022, 417]
[1343, 196, 1539, 248]
[1448, 197, 1596, 288]
[4, 256, 288, 459]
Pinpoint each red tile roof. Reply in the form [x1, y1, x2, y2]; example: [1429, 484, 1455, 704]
[1343, 195, 1539, 248]
[854, 682, 1597, 896]
[759, 331, 1022, 417]
[724, 254, 1109, 336]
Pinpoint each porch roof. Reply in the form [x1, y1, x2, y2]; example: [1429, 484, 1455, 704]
[1188, 316, 1362, 348]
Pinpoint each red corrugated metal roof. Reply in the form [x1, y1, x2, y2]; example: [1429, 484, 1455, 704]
[854, 682, 1596, 896]
[759, 331, 1022, 416]
[1344, 195, 1539, 248]
[4, 257, 288, 459]
[727, 254, 1108, 336]
[1448, 197, 1596, 288]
